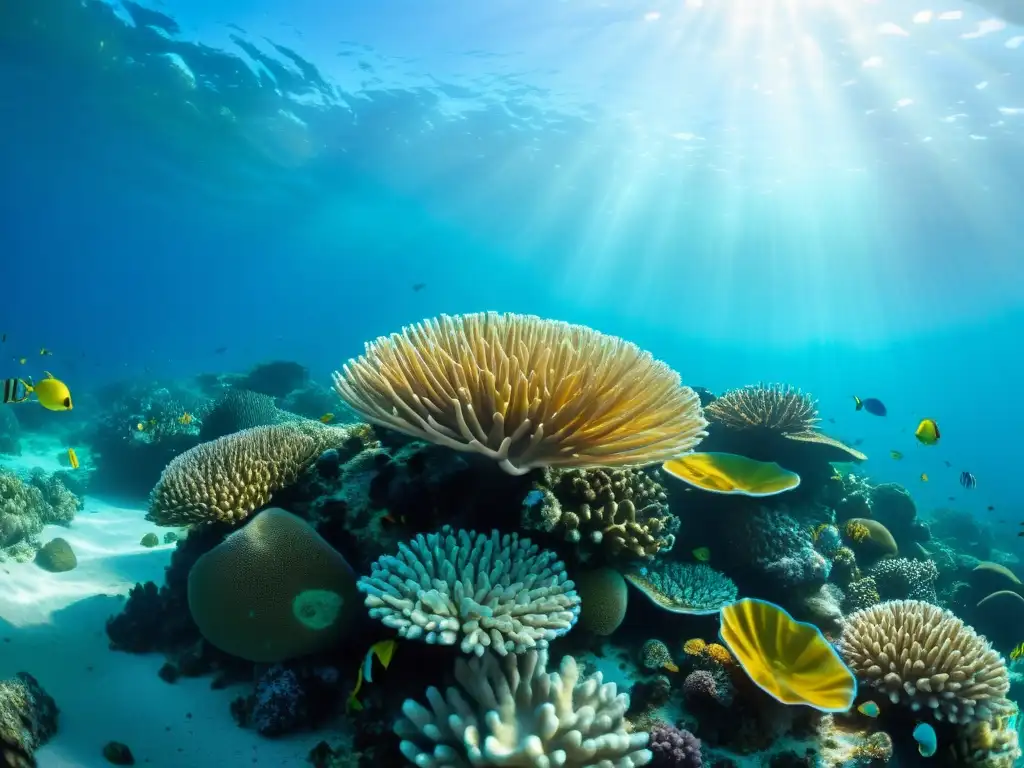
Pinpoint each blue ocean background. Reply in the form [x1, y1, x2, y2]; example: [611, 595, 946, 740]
[2, 0, 1021, 522]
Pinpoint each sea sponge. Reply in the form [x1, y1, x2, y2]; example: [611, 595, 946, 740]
[395, 649, 651, 767]
[648, 724, 703, 768]
[147, 422, 354, 526]
[186, 507, 359, 663]
[838, 600, 1012, 724]
[575, 567, 628, 636]
[332, 312, 708, 476]
[625, 562, 737, 615]
[641, 639, 678, 672]
[525, 467, 678, 560]
[683, 638, 707, 657]
[358, 526, 580, 656]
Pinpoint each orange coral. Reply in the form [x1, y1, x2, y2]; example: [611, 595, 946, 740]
[843, 520, 869, 544]
[683, 638, 707, 656]
[703, 643, 734, 666]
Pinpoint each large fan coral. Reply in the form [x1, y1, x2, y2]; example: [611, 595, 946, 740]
[524, 467, 678, 560]
[395, 649, 651, 767]
[332, 312, 708, 476]
[838, 599, 1012, 724]
[358, 526, 580, 656]
[146, 422, 357, 526]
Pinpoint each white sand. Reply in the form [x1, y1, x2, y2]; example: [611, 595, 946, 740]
[0, 452, 331, 767]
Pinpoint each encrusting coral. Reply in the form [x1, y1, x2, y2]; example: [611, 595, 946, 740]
[838, 599, 1012, 724]
[523, 467, 678, 560]
[332, 311, 708, 476]
[395, 649, 652, 767]
[146, 421, 367, 526]
[358, 526, 580, 656]
[186, 508, 359, 663]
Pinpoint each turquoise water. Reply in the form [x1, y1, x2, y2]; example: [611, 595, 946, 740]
[2, 0, 1024, 766]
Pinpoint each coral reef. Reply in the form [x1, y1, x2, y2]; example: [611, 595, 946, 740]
[648, 724, 703, 768]
[868, 556, 939, 603]
[395, 649, 651, 766]
[0, 672, 59, 765]
[198, 389, 292, 441]
[574, 566, 629, 636]
[0, 469, 82, 552]
[524, 466, 678, 561]
[838, 600, 1012, 724]
[332, 311, 708, 475]
[358, 526, 580, 656]
[231, 663, 343, 736]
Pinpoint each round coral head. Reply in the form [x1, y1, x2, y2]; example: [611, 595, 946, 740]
[719, 598, 857, 713]
[662, 452, 800, 497]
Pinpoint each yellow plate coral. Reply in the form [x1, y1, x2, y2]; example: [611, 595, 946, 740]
[662, 452, 800, 497]
[719, 598, 857, 712]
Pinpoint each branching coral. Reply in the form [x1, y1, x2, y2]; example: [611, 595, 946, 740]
[0, 470, 81, 551]
[625, 562, 737, 615]
[147, 422, 358, 526]
[358, 526, 580, 656]
[523, 467, 678, 560]
[332, 312, 708, 476]
[395, 649, 651, 767]
[868, 557, 938, 603]
[838, 600, 1012, 724]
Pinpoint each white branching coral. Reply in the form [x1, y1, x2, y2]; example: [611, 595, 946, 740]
[395, 649, 652, 767]
[358, 527, 580, 657]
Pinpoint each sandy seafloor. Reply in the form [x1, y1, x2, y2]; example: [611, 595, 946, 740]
[0, 443, 335, 768]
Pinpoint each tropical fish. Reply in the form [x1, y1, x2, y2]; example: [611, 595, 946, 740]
[944, 460, 952, 467]
[347, 639, 397, 712]
[412, 283, 426, 292]
[854, 396, 887, 416]
[2, 379, 29, 404]
[920, 473, 928, 482]
[39, 348, 52, 356]
[857, 700, 880, 717]
[890, 450, 903, 460]
[960, 471, 977, 490]
[319, 413, 334, 424]
[1010, 641, 1024, 661]
[915, 418, 940, 445]
[692, 547, 711, 562]
[16, 358, 25, 365]
[988, 506, 995, 511]
[67, 448, 79, 469]
[913, 721, 937, 758]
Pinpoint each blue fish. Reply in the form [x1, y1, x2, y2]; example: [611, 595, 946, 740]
[523, 489, 545, 508]
[913, 722, 937, 758]
[854, 396, 887, 416]
[960, 471, 977, 490]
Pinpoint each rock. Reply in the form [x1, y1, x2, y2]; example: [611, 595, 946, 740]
[162, 532, 178, 544]
[102, 741, 135, 765]
[34, 538, 77, 572]
[140, 533, 159, 548]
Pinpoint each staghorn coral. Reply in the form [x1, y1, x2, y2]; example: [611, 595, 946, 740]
[332, 312, 708, 476]
[395, 648, 651, 767]
[358, 526, 580, 656]
[868, 557, 939, 603]
[838, 599, 1012, 724]
[187, 508, 359, 663]
[625, 562, 737, 615]
[524, 467, 678, 560]
[146, 422, 358, 526]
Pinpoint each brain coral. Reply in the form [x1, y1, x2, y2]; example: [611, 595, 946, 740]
[187, 507, 359, 662]
[358, 526, 581, 656]
[838, 599, 1012, 724]
[575, 566, 629, 636]
[147, 422, 356, 526]
[332, 312, 708, 476]
[396, 648, 651, 767]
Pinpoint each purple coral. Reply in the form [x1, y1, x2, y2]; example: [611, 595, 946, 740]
[649, 724, 703, 768]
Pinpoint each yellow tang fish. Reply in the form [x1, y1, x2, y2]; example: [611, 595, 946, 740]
[2, 372, 72, 411]
[347, 639, 397, 713]
[178, 412, 193, 425]
[67, 448, 79, 469]
[920, 473, 928, 482]
[692, 547, 711, 562]
[915, 418, 940, 446]
[319, 413, 334, 424]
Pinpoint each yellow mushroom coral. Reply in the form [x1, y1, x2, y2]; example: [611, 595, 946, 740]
[662, 452, 800, 497]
